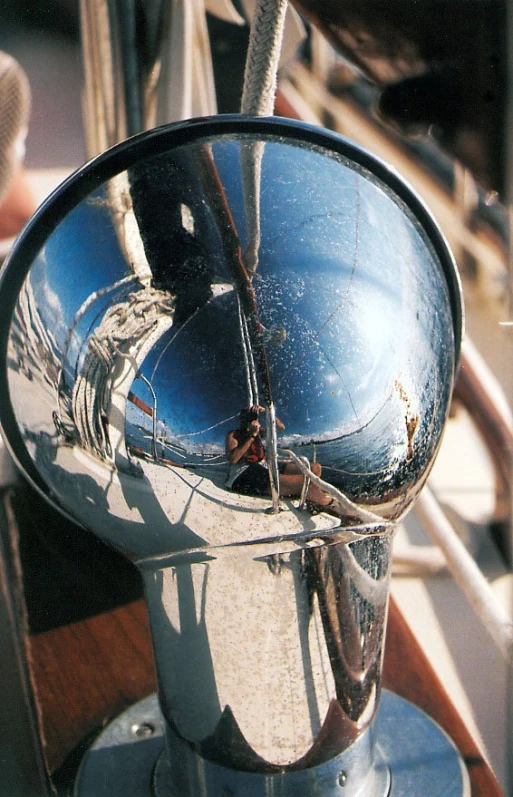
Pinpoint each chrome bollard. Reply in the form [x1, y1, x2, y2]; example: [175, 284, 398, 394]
[144, 527, 393, 796]
[0, 117, 466, 795]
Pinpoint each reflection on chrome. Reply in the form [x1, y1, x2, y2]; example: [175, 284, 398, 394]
[0, 118, 461, 793]
[144, 529, 393, 773]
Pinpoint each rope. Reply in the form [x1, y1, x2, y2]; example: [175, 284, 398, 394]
[238, 1, 289, 513]
[240, 0, 288, 273]
[240, 140, 263, 273]
[57, 276, 138, 424]
[71, 288, 174, 458]
[0, 52, 30, 206]
[241, 0, 289, 117]
[173, 414, 238, 438]
[281, 448, 384, 524]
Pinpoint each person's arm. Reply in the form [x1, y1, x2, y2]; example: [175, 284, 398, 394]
[252, 405, 286, 432]
[226, 424, 259, 464]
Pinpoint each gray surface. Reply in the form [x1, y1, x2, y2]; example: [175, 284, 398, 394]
[73, 690, 469, 796]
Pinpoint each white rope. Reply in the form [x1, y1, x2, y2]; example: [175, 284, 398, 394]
[240, 1, 288, 273]
[240, 140, 264, 273]
[0, 52, 30, 207]
[281, 448, 383, 524]
[239, 1, 289, 510]
[173, 414, 238, 439]
[415, 487, 513, 661]
[71, 288, 173, 457]
[57, 276, 138, 420]
[241, 0, 288, 117]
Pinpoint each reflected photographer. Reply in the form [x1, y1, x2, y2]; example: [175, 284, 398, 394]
[226, 405, 334, 509]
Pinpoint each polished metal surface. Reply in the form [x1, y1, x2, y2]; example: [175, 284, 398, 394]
[0, 119, 461, 557]
[156, 696, 390, 796]
[73, 691, 469, 796]
[142, 526, 393, 776]
[0, 116, 461, 791]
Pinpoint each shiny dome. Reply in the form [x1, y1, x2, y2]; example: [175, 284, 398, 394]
[0, 116, 461, 560]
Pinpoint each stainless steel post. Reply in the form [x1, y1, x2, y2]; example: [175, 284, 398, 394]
[143, 525, 394, 796]
[0, 117, 465, 795]
[138, 372, 159, 461]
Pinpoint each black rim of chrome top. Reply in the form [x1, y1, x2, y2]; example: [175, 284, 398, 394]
[0, 114, 463, 502]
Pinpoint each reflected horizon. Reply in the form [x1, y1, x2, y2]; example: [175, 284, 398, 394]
[0, 117, 461, 781]
[2, 123, 458, 559]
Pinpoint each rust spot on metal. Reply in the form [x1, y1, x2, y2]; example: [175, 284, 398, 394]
[394, 380, 420, 461]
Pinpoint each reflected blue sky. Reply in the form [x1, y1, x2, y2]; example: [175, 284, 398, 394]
[19, 133, 453, 489]
[130, 138, 452, 477]
[28, 188, 128, 352]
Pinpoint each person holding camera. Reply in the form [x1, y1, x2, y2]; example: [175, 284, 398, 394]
[225, 405, 333, 509]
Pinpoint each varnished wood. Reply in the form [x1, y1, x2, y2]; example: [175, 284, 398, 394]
[28, 599, 155, 774]
[383, 598, 504, 796]
[27, 593, 504, 793]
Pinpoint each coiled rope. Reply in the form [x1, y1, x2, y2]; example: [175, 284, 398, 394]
[71, 289, 173, 458]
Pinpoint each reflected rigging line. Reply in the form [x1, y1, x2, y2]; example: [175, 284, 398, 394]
[201, 139, 280, 508]
[265, 210, 347, 249]
[173, 414, 238, 438]
[149, 283, 232, 384]
[306, 174, 361, 340]
[150, 303, 202, 383]
[237, 293, 259, 406]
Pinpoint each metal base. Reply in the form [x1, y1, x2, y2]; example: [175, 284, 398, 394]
[73, 691, 470, 796]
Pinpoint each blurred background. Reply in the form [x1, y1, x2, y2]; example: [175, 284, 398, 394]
[0, 1, 84, 169]
[0, 1, 510, 792]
